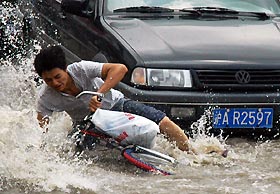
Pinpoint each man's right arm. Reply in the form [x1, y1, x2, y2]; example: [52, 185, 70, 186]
[88, 62, 128, 112]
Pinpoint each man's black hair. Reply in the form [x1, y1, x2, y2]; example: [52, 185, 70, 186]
[34, 45, 67, 77]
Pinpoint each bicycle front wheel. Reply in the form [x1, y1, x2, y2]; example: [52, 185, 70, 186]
[122, 145, 177, 175]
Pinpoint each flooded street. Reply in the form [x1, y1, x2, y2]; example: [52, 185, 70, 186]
[0, 56, 280, 194]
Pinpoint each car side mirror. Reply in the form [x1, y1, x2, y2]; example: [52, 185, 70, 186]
[61, 0, 93, 18]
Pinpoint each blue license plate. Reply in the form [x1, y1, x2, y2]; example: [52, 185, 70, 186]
[213, 108, 273, 128]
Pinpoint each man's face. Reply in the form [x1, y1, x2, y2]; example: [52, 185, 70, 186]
[41, 68, 69, 92]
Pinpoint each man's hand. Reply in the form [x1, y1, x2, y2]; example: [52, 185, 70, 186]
[88, 63, 127, 112]
[89, 95, 102, 112]
[37, 113, 49, 133]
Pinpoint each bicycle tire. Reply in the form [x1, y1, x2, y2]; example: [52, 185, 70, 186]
[122, 145, 177, 175]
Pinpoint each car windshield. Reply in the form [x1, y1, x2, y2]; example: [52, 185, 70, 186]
[104, 0, 280, 15]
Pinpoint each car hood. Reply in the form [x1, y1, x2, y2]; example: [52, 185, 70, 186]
[105, 17, 280, 67]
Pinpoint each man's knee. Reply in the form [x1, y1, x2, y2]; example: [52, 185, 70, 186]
[159, 116, 171, 128]
[158, 116, 181, 132]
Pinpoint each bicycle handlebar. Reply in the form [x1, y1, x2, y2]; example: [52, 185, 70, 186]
[76, 91, 104, 102]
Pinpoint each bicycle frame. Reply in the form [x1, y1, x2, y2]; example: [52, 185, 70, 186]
[74, 91, 177, 175]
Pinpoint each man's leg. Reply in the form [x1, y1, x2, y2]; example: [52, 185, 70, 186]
[120, 99, 192, 152]
[115, 99, 228, 156]
[159, 117, 228, 156]
[159, 116, 190, 151]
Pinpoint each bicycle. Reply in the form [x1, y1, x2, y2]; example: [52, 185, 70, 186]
[69, 91, 177, 175]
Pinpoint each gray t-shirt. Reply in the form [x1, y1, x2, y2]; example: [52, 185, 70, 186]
[36, 60, 124, 122]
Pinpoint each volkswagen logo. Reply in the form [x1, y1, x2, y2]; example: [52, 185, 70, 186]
[235, 70, 250, 84]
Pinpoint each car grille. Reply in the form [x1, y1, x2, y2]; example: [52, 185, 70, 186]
[196, 70, 280, 89]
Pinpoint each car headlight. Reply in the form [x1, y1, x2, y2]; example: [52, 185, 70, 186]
[131, 67, 192, 88]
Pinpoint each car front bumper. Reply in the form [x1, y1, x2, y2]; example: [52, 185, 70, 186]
[117, 82, 280, 138]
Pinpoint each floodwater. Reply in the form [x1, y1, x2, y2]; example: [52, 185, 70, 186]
[1, 3, 280, 193]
